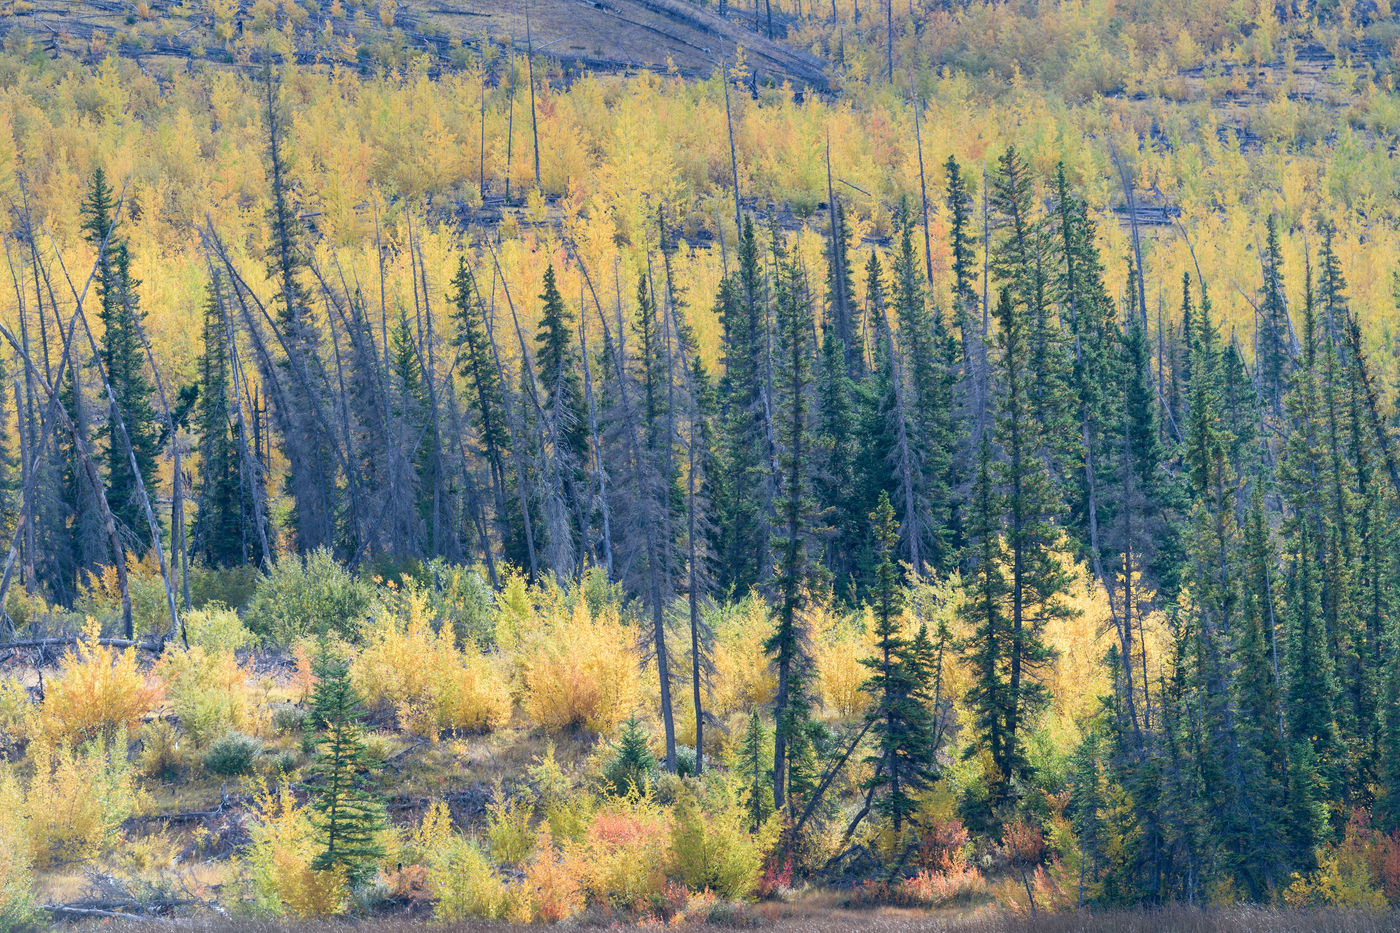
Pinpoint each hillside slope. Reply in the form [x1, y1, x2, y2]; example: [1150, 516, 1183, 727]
[0, 0, 827, 86]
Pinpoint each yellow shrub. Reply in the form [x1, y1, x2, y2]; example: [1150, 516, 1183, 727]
[352, 592, 511, 741]
[430, 836, 527, 921]
[1283, 813, 1390, 909]
[0, 771, 37, 930]
[6, 734, 141, 868]
[522, 601, 641, 735]
[570, 794, 671, 909]
[708, 597, 777, 721]
[156, 646, 259, 746]
[813, 604, 873, 721]
[0, 676, 31, 741]
[39, 620, 163, 742]
[398, 800, 456, 869]
[243, 780, 346, 917]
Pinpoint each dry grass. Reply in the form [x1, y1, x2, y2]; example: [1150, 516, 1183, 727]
[65, 906, 1399, 932]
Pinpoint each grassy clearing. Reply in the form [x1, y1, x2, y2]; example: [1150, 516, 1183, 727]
[57, 906, 1398, 932]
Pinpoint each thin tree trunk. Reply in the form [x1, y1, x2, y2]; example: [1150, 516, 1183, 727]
[526, 8, 542, 191]
[913, 99, 935, 288]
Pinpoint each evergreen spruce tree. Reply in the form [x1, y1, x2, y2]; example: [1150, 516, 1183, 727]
[1280, 263, 1348, 819]
[766, 238, 822, 814]
[305, 646, 386, 887]
[958, 429, 1013, 826]
[945, 155, 981, 397]
[989, 147, 1073, 474]
[537, 264, 589, 473]
[1068, 727, 1108, 905]
[1053, 166, 1121, 566]
[962, 286, 1069, 819]
[738, 709, 775, 831]
[1231, 489, 1294, 892]
[603, 716, 658, 795]
[892, 200, 956, 574]
[1258, 215, 1292, 426]
[389, 309, 432, 551]
[449, 258, 527, 569]
[192, 277, 267, 567]
[824, 196, 862, 377]
[817, 307, 861, 592]
[80, 168, 160, 543]
[856, 252, 928, 583]
[714, 220, 772, 593]
[860, 491, 937, 834]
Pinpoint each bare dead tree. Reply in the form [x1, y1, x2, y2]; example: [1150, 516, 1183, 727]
[572, 243, 679, 772]
[0, 200, 133, 636]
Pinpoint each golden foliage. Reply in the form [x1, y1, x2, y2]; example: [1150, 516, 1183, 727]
[243, 779, 347, 917]
[352, 591, 512, 740]
[522, 829, 583, 922]
[38, 620, 163, 742]
[521, 599, 641, 735]
[0, 676, 30, 742]
[2, 734, 141, 868]
[810, 600, 872, 721]
[156, 646, 261, 746]
[1284, 811, 1391, 909]
[707, 596, 778, 720]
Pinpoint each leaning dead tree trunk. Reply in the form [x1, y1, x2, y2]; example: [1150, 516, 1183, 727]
[571, 242, 679, 773]
[5, 184, 155, 636]
[488, 243, 577, 581]
[45, 226, 180, 643]
[0, 281, 132, 636]
[472, 258, 540, 581]
[577, 292, 614, 578]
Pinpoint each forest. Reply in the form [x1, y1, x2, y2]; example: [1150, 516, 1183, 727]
[3, 0, 1400, 928]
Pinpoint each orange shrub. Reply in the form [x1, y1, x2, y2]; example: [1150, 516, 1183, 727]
[570, 795, 671, 909]
[523, 829, 583, 922]
[522, 601, 641, 735]
[39, 620, 163, 742]
[898, 864, 988, 907]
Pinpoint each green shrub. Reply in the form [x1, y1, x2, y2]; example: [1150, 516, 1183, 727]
[188, 563, 261, 612]
[412, 560, 495, 648]
[182, 603, 253, 653]
[485, 797, 535, 866]
[603, 717, 656, 796]
[244, 549, 375, 646]
[270, 703, 307, 735]
[667, 788, 774, 900]
[431, 837, 522, 921]
[204, 732, 262, 776]
[675, 745, 698, 779]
